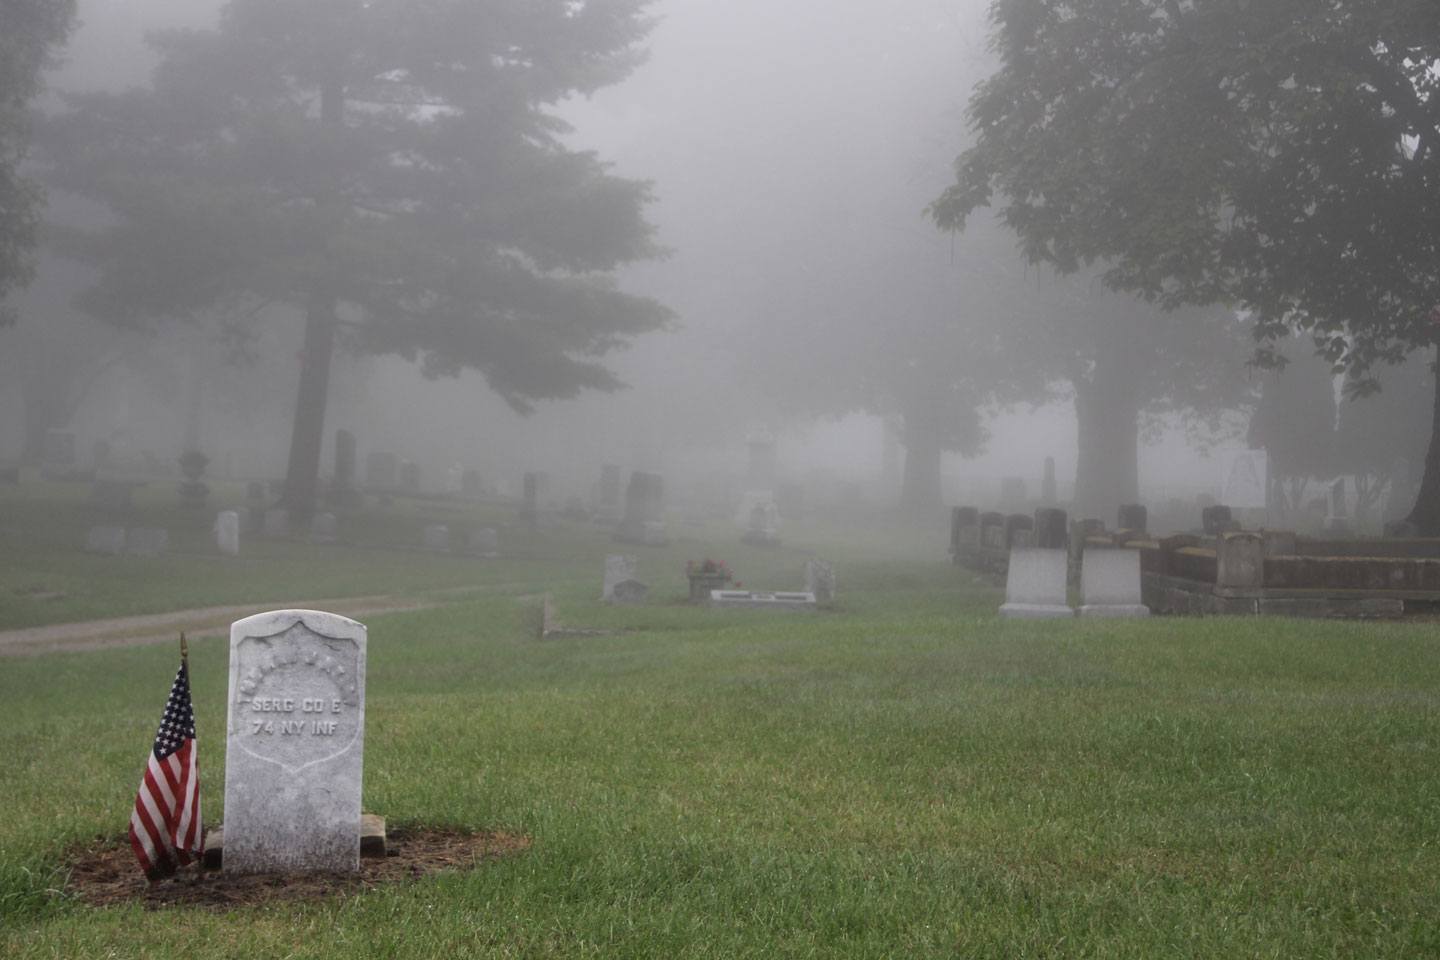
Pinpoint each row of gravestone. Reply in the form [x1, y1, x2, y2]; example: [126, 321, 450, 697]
[951, 503, 1244, 566]
[1001, 547, 1149, 618]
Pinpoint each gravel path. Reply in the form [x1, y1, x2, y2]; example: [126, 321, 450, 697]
[0, 595, 437, 657]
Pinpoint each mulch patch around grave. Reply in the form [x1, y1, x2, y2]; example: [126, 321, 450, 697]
[65, 827, 531, 910]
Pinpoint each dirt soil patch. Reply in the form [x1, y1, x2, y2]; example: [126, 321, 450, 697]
[65, 828, 531, 909]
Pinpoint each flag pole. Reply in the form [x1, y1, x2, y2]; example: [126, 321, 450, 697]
[180, 631, 189, 669]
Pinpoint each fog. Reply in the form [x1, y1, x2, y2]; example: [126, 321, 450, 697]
[3, 0, 1414, 534]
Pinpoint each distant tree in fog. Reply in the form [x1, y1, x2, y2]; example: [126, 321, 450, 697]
[1247, 344, 1338, 519]
[0, 0, 76, 326]
[45, 0, 671, 519]
[933, 0, 1440, 532]
[1336, 358, 1433, 526]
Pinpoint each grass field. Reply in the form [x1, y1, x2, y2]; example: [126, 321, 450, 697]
[2, 484, 1439, 957]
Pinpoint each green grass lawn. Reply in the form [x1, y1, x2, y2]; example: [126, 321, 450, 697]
[2, 491, 1439, 956]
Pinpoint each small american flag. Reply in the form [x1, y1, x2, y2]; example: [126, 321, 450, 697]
[129, 646, 203, 880]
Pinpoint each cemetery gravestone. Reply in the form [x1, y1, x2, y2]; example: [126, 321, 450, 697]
[610, 579, 649, 605]
[225, 610, 366, 874]
[215, 510, 241, 556]
[1079, 549, 1150, 617]
[804, 559, 835, 604]
[999, 548, 1073, 619]
[603, 555, 638, 602]
[1033, 508, 1068, 549]
[710, 590, 817, 611]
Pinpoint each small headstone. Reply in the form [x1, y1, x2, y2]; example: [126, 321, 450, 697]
[603, 555, 638, 602]
[310, 512, 338, 544]
[85, 525, 126, 555]
[999, 548, 1072, 619]
[1033, 508, 1068, 549]
[1201, 504, 1235, 536]
[125, 527, 170, 557]
[263, 508, 290, 539]
[422, 524, 450, 552]
[215, 510, 241, 556]
[610, 579, 649, 605]
[804, 559, 835, 604]
[1079, 549, 1149, 617]
[224, 609, 366, 873]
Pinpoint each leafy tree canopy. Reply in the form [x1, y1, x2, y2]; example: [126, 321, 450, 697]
[45, 0, 672, 412]
[932, 0, 1439, 385]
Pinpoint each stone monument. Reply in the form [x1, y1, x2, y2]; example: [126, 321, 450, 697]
[215, 510, 241, 557]
[224, 609, 366, 874]
[1079, 549, 1150, 617]
[603, 555, 638, 603]
[999, 548, 1072, 619]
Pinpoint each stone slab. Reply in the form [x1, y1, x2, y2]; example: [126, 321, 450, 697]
[201, 814, 386, 870]
[602, 555, 637, 602]
[1002, 548, 1070, 610]
[224, 609, 367, 874]
[1081, 548, 1148, 614]
[709, 590, 817, 611]
[215, 510, 240, 556]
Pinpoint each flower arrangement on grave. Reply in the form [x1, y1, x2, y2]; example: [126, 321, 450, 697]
[686, 558, 736, 602]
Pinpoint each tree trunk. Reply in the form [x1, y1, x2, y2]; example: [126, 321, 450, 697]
[1072, 365, 1141, 524]
[281, 296, 337, 523]
[1404, 352, 1440, 535]
[898, 410, 943, 520]
[280, 72, 344, 525]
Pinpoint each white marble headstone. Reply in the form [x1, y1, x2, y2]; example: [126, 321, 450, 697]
[1079, 549, 1149, 617]
[603, 555, 637, 602]
[999, 548, 1073, 619]
[224, 610, 366, 874]
[215, 511, 240, 556]
[804, 559, 835, 604]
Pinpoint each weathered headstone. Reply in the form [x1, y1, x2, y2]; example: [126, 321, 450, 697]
[1201, 504, 1235, 536]
[85, 525, 126, 555]
[215, 510, 241, 557]
[804, 559, 835, 604]
[125, 527, 170, 557]
[610, 579, 649, 605]
[421, 523, 450, 552]
[1079, 549, 1149, 617]
[224, 610, 366, 874]
[999, 548, 1072, 619]
[602, 555, 638, 602]
[1033, 508, 1068, 549]
[616, 472, 666, 544]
